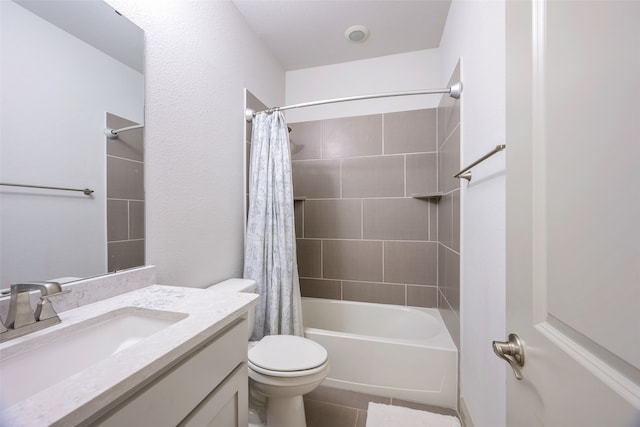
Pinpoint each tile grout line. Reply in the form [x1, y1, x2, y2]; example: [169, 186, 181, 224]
[293, 196, 433, 201]
[439, 240, 461, 257]
[297, 277, 436, 288]
[291, 150, 438, 163]
[439, 121, 461, 153]
[127, 199, 131, 240]
[320, 239, 323, 279]
[381, 240, 385, 285]
[106, 154, 144, 164]
[428, 196, 432, 242]
[320, 119, 324, 160]
[108, 238, 145, 244]
[304, 398, 362, 423]
[107, 197, 145, 202]
[340, 159, 343, 198]
[381, 113, 385, 155]
[403, 154, 407, 197]
[404, 283, 408, 306]
[435, 105, 441, 303]
[296, 237, 435, 244]
[292, 150, 438, 163]
[360, 199, 364, 240]
[436, 106, 440, 195]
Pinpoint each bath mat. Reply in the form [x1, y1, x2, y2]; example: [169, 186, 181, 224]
[366, 402, 461, 427]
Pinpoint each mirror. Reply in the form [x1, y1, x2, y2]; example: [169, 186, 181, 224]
[0, 0, 145, 288]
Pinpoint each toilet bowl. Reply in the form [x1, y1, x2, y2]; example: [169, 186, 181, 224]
[248, 335, 329, 427]
[207, 279, 329, 427]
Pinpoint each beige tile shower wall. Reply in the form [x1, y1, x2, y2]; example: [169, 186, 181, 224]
[292, 109, 439, 308]
[437, 62, 461, 348]
[106, 112, 145, 272]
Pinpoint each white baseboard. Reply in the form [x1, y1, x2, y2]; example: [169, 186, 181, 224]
[459, 397, 475, 427]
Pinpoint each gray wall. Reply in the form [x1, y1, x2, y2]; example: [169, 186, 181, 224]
[291, 109, 444, 308]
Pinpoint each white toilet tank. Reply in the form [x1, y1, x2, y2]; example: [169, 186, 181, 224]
[207, 278, 257, 339]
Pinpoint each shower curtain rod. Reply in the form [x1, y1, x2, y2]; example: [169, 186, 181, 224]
[104, 124, 144, 139]
[245, 81, 462, 122]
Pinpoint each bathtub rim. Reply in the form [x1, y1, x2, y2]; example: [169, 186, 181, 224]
[301, 297, 457, 351]
[304, 327, 457, 351]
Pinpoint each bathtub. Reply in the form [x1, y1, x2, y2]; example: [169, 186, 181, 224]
[302, 297, 458, 409]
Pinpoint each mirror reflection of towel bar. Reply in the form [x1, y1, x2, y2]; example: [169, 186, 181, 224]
[0, 182, 94, 196]
[104, 124, 144, 139]
[454, 144, 506, 182]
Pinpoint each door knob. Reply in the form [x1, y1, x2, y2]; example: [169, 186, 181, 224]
[492, 333, 525, 380]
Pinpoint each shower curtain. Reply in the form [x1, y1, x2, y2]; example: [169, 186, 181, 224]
[244, 111, 303, 340]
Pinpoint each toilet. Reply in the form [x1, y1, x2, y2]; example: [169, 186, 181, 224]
[207, 279, 329, 427]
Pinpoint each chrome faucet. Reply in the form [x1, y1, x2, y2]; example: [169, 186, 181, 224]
[0, 282, 68, 342]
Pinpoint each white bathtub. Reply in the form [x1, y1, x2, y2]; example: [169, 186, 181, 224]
[302, 297, 458, 409]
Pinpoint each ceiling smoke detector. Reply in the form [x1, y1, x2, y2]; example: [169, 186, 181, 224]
[345, 25, 370, 43]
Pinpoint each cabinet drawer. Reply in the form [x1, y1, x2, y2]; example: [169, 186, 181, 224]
[95, 319, 246, 426]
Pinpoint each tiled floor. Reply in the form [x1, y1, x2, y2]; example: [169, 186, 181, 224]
[304, 386, 459, 427]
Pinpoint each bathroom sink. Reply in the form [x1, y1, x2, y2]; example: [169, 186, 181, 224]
[0, 308, 187, 407]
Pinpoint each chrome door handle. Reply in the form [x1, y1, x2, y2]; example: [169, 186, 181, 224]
[492, 333, 525, 380]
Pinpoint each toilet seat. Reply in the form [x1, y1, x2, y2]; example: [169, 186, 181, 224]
[248, 335, 328, 377]
[248, 359, 329, 378]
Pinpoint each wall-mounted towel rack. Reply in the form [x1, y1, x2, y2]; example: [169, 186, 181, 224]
[454, 144, 506, 182]
[0, 182, 94, 196]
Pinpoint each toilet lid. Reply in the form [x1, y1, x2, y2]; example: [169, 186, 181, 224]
[248, 335, 328, 372]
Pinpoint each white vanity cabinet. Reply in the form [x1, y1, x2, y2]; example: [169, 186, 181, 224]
[93, 318, 248, 427]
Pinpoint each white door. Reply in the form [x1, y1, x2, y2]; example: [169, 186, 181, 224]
[504, 1, 640, 426]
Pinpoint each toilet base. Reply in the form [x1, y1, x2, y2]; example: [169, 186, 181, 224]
[248, 407, 266, 427]
[266, 395, 306, 427]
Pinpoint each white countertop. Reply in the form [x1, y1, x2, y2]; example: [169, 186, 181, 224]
[0, 285, 258, 426]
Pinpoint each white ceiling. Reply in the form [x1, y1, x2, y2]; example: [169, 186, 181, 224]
[232, 0, 451, 71]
